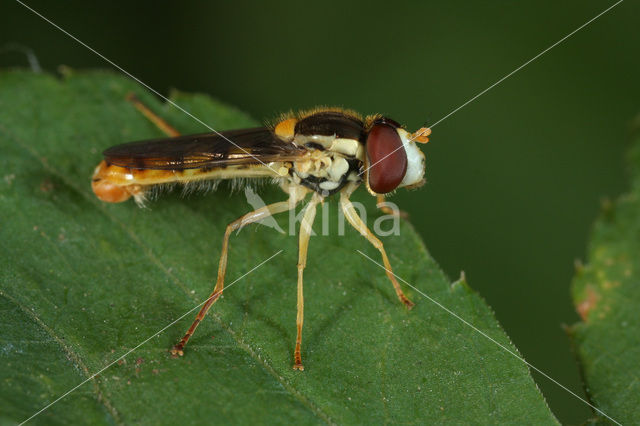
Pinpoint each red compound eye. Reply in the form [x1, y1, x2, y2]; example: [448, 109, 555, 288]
[366, 123, 407, 193]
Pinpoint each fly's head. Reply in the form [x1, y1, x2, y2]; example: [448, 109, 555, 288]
[363, 117, 430, 195]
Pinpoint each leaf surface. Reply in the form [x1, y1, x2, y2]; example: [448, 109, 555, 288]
[570, 126, 640, 424]
[0, 70, 556, 424]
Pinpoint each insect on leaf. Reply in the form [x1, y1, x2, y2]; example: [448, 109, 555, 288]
[0, 70, 557, 424]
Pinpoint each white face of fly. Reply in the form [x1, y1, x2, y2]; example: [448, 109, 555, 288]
[396, 128, 426, 188]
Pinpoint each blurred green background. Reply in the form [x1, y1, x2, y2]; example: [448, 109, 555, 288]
[2, 1, 639, 423]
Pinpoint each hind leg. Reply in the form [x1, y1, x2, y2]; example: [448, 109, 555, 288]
[126, 93, 181, 137]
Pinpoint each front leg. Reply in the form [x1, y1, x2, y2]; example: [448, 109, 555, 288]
[342, 184, 414, 308]
[376, 194, 409, 219]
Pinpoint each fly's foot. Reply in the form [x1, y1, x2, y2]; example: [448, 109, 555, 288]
[293, 351, 304, 371]
[401, 295, 415, 310]
[170, 345, 185, 357]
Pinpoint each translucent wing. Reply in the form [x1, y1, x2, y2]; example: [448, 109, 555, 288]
[103, 127, 307, 170]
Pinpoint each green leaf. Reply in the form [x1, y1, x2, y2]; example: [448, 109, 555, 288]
[0, 70, 556, 424]
[570, 125, 640, 424]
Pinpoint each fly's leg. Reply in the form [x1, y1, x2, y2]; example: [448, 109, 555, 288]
[126, 93, 181, 137]
[341, 184, 414, 308]
[376, 194, 409, 219]
[293, 194, 321, 371]
[171, 191, 306, 356]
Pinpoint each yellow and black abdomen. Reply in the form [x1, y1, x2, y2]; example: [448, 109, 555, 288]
[92, 127, 306, 204]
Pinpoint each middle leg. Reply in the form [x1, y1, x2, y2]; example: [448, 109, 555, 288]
[171, 188, 307, 356]
[293, 193, 321, 370]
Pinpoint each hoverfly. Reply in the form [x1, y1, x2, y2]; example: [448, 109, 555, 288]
[92, 95, 431, 370]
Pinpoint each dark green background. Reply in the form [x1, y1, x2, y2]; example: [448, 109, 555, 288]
[2, 1, 638, 423]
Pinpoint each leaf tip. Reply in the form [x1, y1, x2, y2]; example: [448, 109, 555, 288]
[450, 270, 471, 292]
